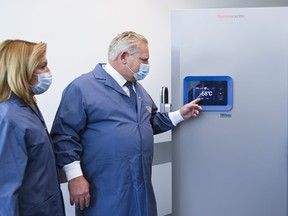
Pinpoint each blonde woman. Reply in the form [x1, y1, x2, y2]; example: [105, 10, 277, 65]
[0, 40, 65, 216]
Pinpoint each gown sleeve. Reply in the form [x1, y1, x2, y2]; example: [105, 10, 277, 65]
[50, 83, 87, 168]
[0, 117, 27, 216]
[149, 97, 175, 135]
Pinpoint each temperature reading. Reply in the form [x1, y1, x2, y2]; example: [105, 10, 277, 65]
[192, 87, 216, 101]
[199, 90, 213, 97]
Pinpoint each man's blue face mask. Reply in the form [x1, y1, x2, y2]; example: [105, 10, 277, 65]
[126, 62, 150, 81]
[133, 63, 150, 81]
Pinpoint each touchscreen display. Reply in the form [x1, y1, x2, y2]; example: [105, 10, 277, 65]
[183, 76, 232, 111]
[188, 81, 227, 106]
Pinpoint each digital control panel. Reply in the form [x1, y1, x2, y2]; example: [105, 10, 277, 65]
[183, 76, 233, 111]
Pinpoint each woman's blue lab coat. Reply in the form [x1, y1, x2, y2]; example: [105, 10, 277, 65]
[0, 96, 65, 216]
[51, 63, 175, 216]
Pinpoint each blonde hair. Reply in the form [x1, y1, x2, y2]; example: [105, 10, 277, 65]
[108, 31, 148, 61]
[0, 40, 47, 105]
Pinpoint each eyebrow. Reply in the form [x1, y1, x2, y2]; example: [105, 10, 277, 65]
[139, 57, 149, 61]
[37, 61, 48, 68]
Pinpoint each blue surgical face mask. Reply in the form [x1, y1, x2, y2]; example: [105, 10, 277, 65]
[127, 63, 150, 81]
[30, 71, 52, 95]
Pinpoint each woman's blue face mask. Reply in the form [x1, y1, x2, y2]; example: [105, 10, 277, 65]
[30, 71, 52, 94]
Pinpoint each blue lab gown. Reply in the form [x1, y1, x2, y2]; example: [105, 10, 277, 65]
[51, 63, 175, 216]
[0, 96, 65, 216]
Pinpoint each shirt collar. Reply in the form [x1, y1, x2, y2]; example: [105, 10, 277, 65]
[102, 63, 127, 87]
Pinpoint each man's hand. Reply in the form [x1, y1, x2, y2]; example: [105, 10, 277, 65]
[68, 175, 90, 210]
[179, 98, 202, 120]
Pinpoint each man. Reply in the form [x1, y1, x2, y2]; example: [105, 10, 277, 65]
[51, 31, 201, 216]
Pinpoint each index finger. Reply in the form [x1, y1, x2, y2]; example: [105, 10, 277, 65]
[70, 195, 75, 206]
[191, 97, 201, 104]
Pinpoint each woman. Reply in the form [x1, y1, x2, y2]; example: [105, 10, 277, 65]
[0, 40, 65, 216]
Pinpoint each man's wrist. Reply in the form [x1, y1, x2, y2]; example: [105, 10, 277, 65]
[63, 161, 83, 181]
[168, 110, 184, 126]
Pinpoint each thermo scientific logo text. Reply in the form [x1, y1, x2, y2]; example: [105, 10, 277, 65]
[217, 15, 245, 19]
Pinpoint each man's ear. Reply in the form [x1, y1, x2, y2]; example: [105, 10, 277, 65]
[120, 51, 129, 64]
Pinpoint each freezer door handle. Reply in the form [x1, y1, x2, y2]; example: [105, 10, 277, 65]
[160, 86, 171, 112]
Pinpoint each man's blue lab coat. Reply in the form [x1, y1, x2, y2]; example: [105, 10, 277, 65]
[51, 64, 175, 216]
[0, 96, 65, 216]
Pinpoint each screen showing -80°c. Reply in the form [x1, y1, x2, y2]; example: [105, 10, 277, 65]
[183, 76, 233, 111]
